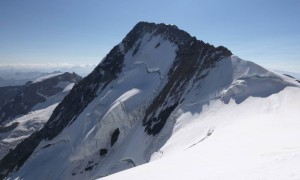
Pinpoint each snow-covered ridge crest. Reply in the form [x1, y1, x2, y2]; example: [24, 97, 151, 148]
[32, 72, 64, 84]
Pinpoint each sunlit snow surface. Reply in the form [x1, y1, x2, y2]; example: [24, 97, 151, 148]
[104, 86, 300, 180]
[103, 56, 300, 179]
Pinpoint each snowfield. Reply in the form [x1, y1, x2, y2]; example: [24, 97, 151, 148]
[103, 86, 300, 180]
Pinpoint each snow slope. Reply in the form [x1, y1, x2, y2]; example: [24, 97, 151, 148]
[101, 56, 300, 179]
[104, 86, 300, 180]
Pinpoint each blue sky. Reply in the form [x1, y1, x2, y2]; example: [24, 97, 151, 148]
[0, 0, 299, 72]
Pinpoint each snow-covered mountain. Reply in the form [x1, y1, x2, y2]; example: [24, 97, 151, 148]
[0, 22, 299, 180]
[0, 72, 81, 125]
[0, 72, 81, 159]
[0, 64, 95, 87]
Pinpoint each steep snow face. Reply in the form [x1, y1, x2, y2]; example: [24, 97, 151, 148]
[6, 31, 178, 179]
[148, 55, 298, 159]
[103, 86, 300, 180]
[63, 32, 177, 161]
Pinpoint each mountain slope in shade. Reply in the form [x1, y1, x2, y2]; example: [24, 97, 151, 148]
[0, 85, 26, 109]
[0, 22, 299, 179]
[0, 72, 82, 125]
[0, 72, 81, 160]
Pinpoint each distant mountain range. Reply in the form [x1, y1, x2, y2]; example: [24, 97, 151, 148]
[0, 64, 95, 87]
[0, 71, 59, 87]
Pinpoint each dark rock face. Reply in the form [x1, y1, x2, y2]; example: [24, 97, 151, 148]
[146, 103, 178, 135]
[0, 72, 82, 125]
[284, 74, 295, 79]
[111, 128, 120, 146]
[283, 74, 300, 84]
[43, 46, 125, 141]
[140, 22, 232, 135]
[0, 122, 19, 133]
[122, 23, 231, 136]
[99, 149, 108, 157]
[0, 22, 232, 178]
[0, 131, 42, 177]
[0, 86, 25, 109]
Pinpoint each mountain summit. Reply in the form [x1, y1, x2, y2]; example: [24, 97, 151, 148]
[1, 22, 299, 179]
